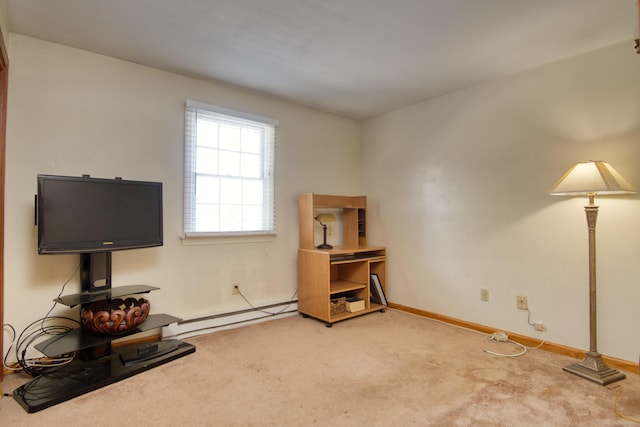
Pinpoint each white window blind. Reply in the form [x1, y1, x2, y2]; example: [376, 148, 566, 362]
[184, 100, 277, 236]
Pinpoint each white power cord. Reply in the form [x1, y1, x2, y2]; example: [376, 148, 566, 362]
[483, 331, 527, 357]
[489, 331, 509, 342]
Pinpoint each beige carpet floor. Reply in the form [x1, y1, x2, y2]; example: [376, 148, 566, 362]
[1, 309, 639, 426]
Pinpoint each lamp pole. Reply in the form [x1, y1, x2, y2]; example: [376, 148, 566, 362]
[562, 194, 626, 385]
[586, 198, 597, 355]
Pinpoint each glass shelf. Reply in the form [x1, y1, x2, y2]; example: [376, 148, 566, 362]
[14, 339, 195, 413]
[54, 284, 159, 307]
[35, 313, 180, 356]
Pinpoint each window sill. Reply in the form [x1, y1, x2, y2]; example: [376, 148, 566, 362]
[180, 232, 277, 246]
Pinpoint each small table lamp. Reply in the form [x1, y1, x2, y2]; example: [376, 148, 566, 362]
[315, 214, 336, 249]
[549, 160, 636, 385]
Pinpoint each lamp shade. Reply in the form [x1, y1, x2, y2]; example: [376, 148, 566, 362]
[549, 161, 636, 196]
[315, 213, 337, 223]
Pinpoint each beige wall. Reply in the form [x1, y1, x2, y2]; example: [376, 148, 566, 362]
[3, 34, 360, 358]
[0, 0, 7, 46]
[4, 30, 640, 365]
[361, 41, 640, 362]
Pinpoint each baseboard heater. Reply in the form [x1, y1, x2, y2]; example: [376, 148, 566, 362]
[163, 300, 299, 340]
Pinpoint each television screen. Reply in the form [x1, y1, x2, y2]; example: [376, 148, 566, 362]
[37, 175, 163, 254]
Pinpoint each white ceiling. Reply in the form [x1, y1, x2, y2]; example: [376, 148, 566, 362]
[5, 0, 639, 119]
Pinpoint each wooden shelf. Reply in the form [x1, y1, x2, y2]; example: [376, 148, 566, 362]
[330, 254, 385, 264]
[330, 280, 365, 295]
[329, 303, 387, 322]
[298, 193, 368, 250]
[297, 193, 387, 326]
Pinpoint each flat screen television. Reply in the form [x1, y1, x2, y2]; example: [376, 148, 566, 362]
[36, 174, 163, 254]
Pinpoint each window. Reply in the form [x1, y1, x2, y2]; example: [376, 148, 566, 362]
[184, 100, 277, 237]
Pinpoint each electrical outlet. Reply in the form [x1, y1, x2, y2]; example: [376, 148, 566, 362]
[232, 283, 240, 295]
[480, 288, 490, 301]
[517, 295, 528, 310]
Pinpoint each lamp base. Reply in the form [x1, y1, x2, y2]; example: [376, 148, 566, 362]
[316, 244, 333, 249]
[563, 351, 626, 385]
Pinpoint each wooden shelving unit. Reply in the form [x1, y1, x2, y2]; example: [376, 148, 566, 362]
[297, 193, 387, 326]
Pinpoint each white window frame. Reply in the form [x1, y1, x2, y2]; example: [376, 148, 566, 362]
[183, 100, 277, 243]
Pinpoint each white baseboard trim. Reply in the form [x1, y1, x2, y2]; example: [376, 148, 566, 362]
[163, 300, 299, 340]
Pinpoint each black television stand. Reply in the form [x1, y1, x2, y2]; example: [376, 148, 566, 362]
[119, 339, 181, 365]
[13, 252, 195, 413]
[13, 339, 194, 413]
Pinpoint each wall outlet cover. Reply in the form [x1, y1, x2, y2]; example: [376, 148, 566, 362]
[517, 295, 528, 310]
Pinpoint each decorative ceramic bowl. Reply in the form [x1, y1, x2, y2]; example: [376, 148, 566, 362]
[81, 297, 150, 335]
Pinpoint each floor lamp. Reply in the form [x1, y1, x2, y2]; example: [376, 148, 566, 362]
[549, 160, 636, 385]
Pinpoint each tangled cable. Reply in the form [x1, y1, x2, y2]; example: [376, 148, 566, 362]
[482, 332, 528, 357]
[3, 264, 81, 376]
[4, 315, 79, 377]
